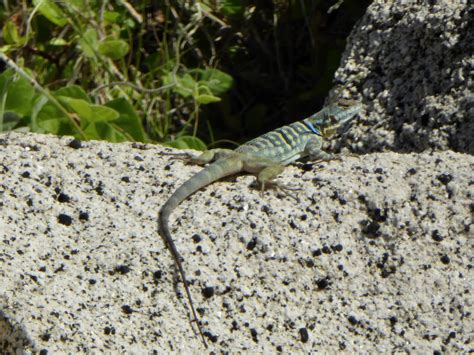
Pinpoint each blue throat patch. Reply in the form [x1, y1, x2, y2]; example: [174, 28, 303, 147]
[305, 121, 322, 136]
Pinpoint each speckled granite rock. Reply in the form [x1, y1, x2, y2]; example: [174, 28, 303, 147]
[1, 1, 473, 353]
[332, 0, 473, 154]
[0, 132, 472, 353]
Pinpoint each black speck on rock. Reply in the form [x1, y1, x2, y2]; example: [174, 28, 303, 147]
[322, 245, 331, 254]
[431, 229, 444, 242]
[299, 327, 309, 343]
[380, 266, 396, 278]
[121, 176, 130, 183]
[57, 214, 72, 226]
[153, 270, 162, 282]
[21, 171, 30, 178]
[360, 220, 380, 238]
[246, 237, 257, 251]
[437, 172, 453, 185]
[39, 349, 48, 355]
[93, 181, 105, 196]
[406, 167, 417, 175]
[368, 207, 388, 222]
[57, 192, 70, 203]
[204, 331, 218, 343]
[312, 248, 322, 257]
[54, 264, 65, 273]
[192, 234, 201, 243]
[115, 265, 131, 274]
[316, 277, 330, 290]
[79, 211, 89, 221]
[202, 286, 215, 299]
[250, 328, 258, 342]
[68, 138, 83, 149]
[348, 315, 358, 325]
[121, 305, 134, 314]
[440, 255, 450, 264]
[444, 331, 456, 345]
[104, 326, 116, 335]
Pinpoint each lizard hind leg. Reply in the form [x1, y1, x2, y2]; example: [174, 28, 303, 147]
[190, 148, 236, 165]
[257, 164, 300, 197]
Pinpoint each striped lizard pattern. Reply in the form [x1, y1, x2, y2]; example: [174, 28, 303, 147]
[158, 99, 362, 347]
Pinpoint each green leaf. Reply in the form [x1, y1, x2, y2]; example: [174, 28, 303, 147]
[2, 20, 20, 45]
[168, 135, 207, 150]
[55, 85, 90, 102]
[90, 105, 120, 121]
[36, 102, 72, 135]
[36, 104, 76, 135]
[220, 0, 245, 16]
[176, 74, 197, 97]
[0, 112, 22, 132]
[105, 98, 148, 142]
[103, 11, 121, 24]
[98, 39, 130, 60]
[49, 38, 68, 46]
[38, 117, 62, 134]
[82, 121, 118, 141]
[196, 94, 221, 104]
[56, 96, 92, 121]
[0, 69, 35, 116]
[163, 72, 196, 98]
[79, 29, 98, 58]
[0, 45, 14, 53]
[30, 95, 49, 132]
[32, 0, 67, 26]
[192, 68, 234, 96]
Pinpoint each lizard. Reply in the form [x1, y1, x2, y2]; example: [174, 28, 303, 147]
[158, 98, 362, 347]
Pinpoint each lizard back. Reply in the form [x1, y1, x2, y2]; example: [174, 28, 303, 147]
[236, 121, 318, 165]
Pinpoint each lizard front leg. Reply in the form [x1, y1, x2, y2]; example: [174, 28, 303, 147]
[305, 137, 336, 161]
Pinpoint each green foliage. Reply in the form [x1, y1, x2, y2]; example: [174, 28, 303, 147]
[0, 1, 236, 149]
[32, 0, 68, 26]
[0, 69, 146, 142]
[0, 0, 366, 149]
[168, 135, 207, 151]
[163, 68, 233, 104]
[98, 39, 130, 60]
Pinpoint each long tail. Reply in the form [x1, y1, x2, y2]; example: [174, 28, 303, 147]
[158, 157, 243, 347]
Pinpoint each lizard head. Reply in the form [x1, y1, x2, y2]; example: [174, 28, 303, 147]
[305, 99, 362, 137]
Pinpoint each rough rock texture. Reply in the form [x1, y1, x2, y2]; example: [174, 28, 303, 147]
[332, 1, 473, 154]
[1, 1, 473, 353]
[0, 133, 472, 353]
